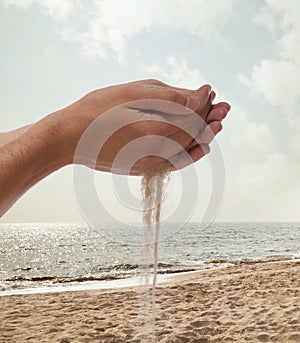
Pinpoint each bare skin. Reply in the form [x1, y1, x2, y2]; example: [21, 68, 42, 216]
[0, 79, 230, 217]
[0, 125, 32, 146]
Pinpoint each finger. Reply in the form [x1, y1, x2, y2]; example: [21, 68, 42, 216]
[211, 102, 231, 112]
[163, 105, 225, 152]
[165, 126, 195, 152]
[199, 121, 223, 144]
[168, 91, 220, 148]
[183, 85, 213, 121]
[210, 91, 216, 102]
[190, 84, 212, 112]
[186, 119, 223, 150]
[149, 80, 191, 93]
[138, 86, 193, 112]
[142, 83, 212, 113]
[149, 79, 211, 95]
[188, 144, 210, 162]
[201, 90, 216, 121]
[140, 79, 213, 105]
[168, 144, 210, 171]
[206, 106, 228, 124]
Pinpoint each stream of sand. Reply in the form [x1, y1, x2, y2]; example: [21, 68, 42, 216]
[140, 163, 171, 342]
[138, 84, 197, 341]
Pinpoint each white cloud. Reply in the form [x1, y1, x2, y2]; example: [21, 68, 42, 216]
[2, 0, 234, 60]
[139, 56, 235, 107]
[240, 1, 300, 112]
[3, 0, 300, 223]
[240, 0, 300, 172]
[139, 56, 207, 89]
[140, 58, 275, 157]
[239, 59, 300, 111]
[255, 0, 300, 62]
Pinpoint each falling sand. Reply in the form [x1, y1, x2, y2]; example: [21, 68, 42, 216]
[138, 84, 196, 342]
[140, 162, 172, 342]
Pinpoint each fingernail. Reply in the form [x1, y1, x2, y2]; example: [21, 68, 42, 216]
[219, 107, 228, 116]
[186, 96, 200, 112]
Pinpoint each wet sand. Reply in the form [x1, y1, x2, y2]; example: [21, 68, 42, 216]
[0, 261, 300, 342]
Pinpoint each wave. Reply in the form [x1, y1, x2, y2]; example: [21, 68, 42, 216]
[95, 262, 175, 272]
[3, 254, 299, 286]
[208, 254, 298, 266]
[4, 268, 195, 284]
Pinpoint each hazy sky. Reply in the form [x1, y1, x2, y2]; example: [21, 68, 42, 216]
[1, 0, 300, 223]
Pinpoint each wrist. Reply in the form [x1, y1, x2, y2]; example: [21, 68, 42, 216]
[35, 109, 72, 168]
[49, 93, 108, 166]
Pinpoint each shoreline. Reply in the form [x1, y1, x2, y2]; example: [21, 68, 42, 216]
[2, 257, 300, 298]
[0, 268, 225, 298]
[1, 257, 299, 297]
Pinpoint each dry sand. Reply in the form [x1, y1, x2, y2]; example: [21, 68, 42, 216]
[1, 261, 300, 343]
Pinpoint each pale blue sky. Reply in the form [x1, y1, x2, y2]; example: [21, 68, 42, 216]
[1, 0, 300, 223]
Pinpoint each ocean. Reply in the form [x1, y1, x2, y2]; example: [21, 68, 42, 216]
[1, 222, 299, 295]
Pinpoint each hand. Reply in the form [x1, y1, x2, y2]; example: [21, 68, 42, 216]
[0, 79, 230, 216]
[60, 79, 230, 174]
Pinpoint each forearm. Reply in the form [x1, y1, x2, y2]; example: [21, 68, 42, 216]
[0, 124, 33, 146]
[0, 111, 68, 216]
[0, 91, 106, 217]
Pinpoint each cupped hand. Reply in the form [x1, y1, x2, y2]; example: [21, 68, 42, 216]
[62, 79, 230, 175]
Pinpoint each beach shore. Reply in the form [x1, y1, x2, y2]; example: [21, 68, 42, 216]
[1, 261, 300, 342]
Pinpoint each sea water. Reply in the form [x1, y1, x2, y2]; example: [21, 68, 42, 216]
[1, 222, 300, 294]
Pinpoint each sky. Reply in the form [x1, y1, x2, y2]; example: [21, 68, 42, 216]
[1, 0, 300, 223]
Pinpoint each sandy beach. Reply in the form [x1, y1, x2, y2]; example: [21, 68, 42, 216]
[0, 261, 300, 342]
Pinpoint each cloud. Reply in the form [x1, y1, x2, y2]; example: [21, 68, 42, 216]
[138, 56, 235, 107]
[138, 55, 285, 221]
[220, 150, 300, 221]
[139, 56, 207, 89]
[227, 105, 273, 152]
[240, 1, 300, 113]
[2, 0, 234, 60]
[221, 2, 300, 222]
[239, 0, 300, 170]
[239, 59, 300, 111]
[140, 57, 275, 159]
[255, 0, 300, 63]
